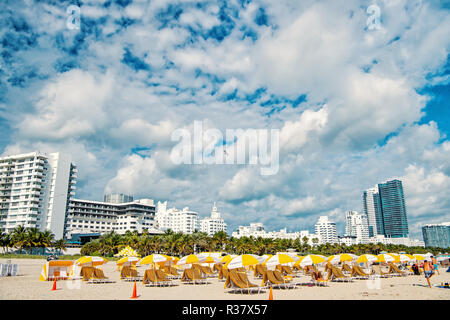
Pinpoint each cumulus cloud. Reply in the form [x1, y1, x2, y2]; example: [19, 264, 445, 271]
[1, 0, 449, 238]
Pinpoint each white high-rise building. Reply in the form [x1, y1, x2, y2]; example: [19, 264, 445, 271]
[0, 152, 77, 239]
[315, 216, 338, 244]
[345, 210, 370, 244]
[363, 186, 382, 237]
[200, 202, 227, 236]
[155, 201, 199, 234]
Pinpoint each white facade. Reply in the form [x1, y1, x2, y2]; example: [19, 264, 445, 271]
[155, 201, 199, 234]
[339, 236, 357, 246]
[231, 222, 320, 243]
[65, 198, 160, 238]
[363, 186, 380, 236]
[200, 202, 227, 236]
[0, 152, 77, 239]
[315, 216, 338, 244]
[367, 235, 425, 247]
[232, 223, 267, 238]
[345, 210, 370, 244]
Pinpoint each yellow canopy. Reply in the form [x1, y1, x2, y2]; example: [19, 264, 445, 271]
[75, 256, 108, 266]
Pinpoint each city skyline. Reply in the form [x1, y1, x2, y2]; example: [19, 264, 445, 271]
[0, 1, 449, 240]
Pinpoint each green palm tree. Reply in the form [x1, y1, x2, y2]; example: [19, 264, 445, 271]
[40, 230, 55, 255]
[53, 239, 67, 255]
[10, 225, 28, 254]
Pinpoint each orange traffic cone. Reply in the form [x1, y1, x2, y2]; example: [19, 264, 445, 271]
[268, 286, 273, 300]
[51, 278, 57, 291]
[131, 281, 138, 299]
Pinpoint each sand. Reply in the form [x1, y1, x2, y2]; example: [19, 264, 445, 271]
[0, 259, 449, 300]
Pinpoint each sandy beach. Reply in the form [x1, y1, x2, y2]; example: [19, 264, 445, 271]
[0, 259, 449, 300]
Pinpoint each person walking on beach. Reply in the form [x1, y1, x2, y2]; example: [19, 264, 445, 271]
[423, 260, 434, 288]
[431, 256, 440, 275]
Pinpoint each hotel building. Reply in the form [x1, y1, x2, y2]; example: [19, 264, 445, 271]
[200, 202, 227, 236]
[155, 201, 199, 234]
[315, 216, 338, 244]
[65, 197, 160, 239]
[0, 152, 77, 239]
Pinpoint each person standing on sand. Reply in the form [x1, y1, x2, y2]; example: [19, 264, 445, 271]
[431, 256, 440, 275]
[423, 260, 434, 288]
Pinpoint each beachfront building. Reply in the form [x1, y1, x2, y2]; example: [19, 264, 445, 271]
[65, 197, 161, 239]
[0, 152, 77, 239]
[363, 187, 384, 237]
[345, 210, 370, 244]
[155, 201, 199, 234]
[339, 235, 357, 246]
[377, 179, 409, 238]
[200, 202, 227, 236]
[315, 216, 338, 244]
[231, 222, 320, 244]
[363, 179, 409, 239]
[422, 223, 450, 248]
[103, 193, 133, 204]
[232, 223, 267, 238]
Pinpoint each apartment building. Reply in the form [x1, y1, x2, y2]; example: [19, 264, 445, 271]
[0, 152, 77, 239]
[200, 202, 227, 236]
[65, 198, 160, 239]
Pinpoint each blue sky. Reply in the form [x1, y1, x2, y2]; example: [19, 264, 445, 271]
[0, 0, 449, 239]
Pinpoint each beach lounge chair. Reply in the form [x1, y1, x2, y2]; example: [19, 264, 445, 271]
[253, 264, 267, 278]
[326, 265, 353, 282]
[261, 270, 296, 289]
[0, 264, 4, 277]
[200, 266, 215, 277]
[163, 266, 181, 279]
[81, 267, 95, 281]
[213, 263, 222, 273]
[387, 263, 406, 277]
[155, 269, 176, 286]
[6, 264, 12, 276]
[191, 264, 208, 279]
[350, 265, 370, 279]
[121, 266, 140, 281]
[341, 263, 352, 274]
[143, 269, 162, 287]
[218, 267, 229, 281]
[224, 271, 266, 294]
[181, 268, 208, 285]
[280, 266, 294, 276]
[89, 268, 115, 284]
[11, 264, 18, 277]
[370, 265, 389, 278]
[310, 271, 329, 286]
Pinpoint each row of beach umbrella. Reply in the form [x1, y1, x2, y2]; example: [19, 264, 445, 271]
[72, 251, 437, 270]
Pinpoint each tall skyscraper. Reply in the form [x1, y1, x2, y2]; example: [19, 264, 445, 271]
[363, 187, 384, 237]
[422, 223, 450, 248]
[315, 216, 338, 244]
[377, 179, 408, 238]
[0, 152, 77, 239]
[345, 210, 370, 244]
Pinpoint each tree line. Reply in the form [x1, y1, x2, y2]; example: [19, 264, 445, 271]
[0, 226, 67, 255]
[79, 229, 446, 257]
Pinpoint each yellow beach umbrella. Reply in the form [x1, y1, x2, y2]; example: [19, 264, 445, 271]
[356, 254, 378, 263]
[220, 254, 237, 264]
[413, 254, 426, 261]
[299, 255, 326, 267]
[139, 254, 171, 265]
[117, 256, 139, 266]
[265, 253, 298, 268]
[177, 254, 201, 265]
[224, 254, 265, 269]
[75, 256, 108, 266]
[328, 253, 358, 264]
[376, 254, 396, 263]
